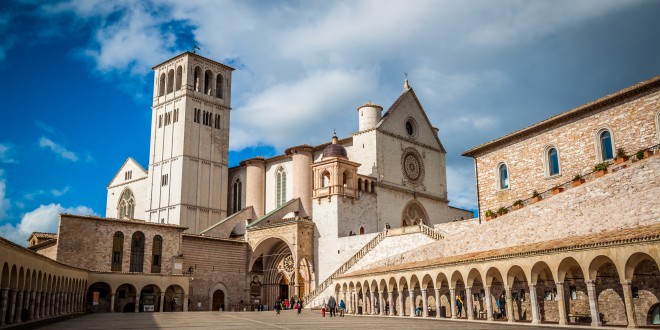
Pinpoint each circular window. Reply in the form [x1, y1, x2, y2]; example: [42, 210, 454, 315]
[405, 118, 417, 138]
[401, 148, 425, 184]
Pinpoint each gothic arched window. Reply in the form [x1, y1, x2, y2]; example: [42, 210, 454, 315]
[276, 167, 287, 207]
[497, 163, 509, 190]
[232, 178, 242, 214]
[151, 235, 162, 273]
[402, 202, 428, 227]
[129, 231, 145, 273]
[118, 189, 135, 219]
[194, 66, 202, 92]
[111, 232, 123, 271]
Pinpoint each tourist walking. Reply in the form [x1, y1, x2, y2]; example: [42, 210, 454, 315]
[297, 299, 303, 315]
[456, 294, 463, 317]
[339, 299, 346, 317]
[327, 296, 337, 317]
[497, 294, 506, 319]
[274, 299, 282, 315]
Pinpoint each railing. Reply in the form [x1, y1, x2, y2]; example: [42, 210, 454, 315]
[305, 230, 387, 305]
[419, 223, 444, 240]
[487, 143, 660, 219]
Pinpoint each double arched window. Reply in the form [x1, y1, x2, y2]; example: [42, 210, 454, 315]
[276, 167, 287, 207]
[118, 189, 135, 219]
[497, 163, 509, 190]
[232, 178, 242, 214]
[596, 129, 614, 162]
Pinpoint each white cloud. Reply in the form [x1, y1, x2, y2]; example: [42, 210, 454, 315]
[39, 137, 79, 161]
[0, 203, 95, 245]
[0, 170, 9, 220]
[446, 165, 478, 211]
[0, 143, 18, 164]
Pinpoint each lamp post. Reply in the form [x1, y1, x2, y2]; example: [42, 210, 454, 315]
[184, 266, 194, 311]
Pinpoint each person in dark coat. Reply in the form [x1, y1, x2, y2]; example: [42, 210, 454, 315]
[297, 299, 303, 315]
[327, 296, 337, 317]
[274, 299, 282, 315]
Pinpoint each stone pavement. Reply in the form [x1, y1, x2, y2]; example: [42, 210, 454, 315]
[37, 310, 583, 329]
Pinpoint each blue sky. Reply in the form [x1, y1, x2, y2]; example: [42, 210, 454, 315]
[1, 0, 660, 245]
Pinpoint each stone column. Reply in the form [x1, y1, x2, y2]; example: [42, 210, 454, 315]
[449, 288, 457, 319]
[159, 293, 165, 312]
[434, 289, 441, 318]
[529, 285, 540, 324]
[29, 290, 37, 320]
[0, 288, 9, 326]
[183, 294, 189, 312]
[408, 290, 415, 317]
[42, 292, 48, 317]
[110, 293, 115, 313]
[53, 292, 59, 315]
[556, 283, 567, 325]
[15, 290, 24, 323]
[388, 291, 393, 316]
[8, 290, 17, 324]
[421, 289, 428, 317]
[24, 290, 31, 319]
[485, 286, 494, 321]
[347, 290, 352, 314]
[371, 292, 376, 315]
[466, 287, 474, 320]
[135, 293, 140, 313]
[621, 281, 637, 328]
[380, 292, 385, 315]
[505, 286, 514, 323]
[397, 290, 404, 316]
[586, 280, 602, 327]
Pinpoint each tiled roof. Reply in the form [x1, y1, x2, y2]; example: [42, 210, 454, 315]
[462, 75, 660, 157]
[342, 223, 660, 278]
[61, 214, 188, 230]
[27, 238, 57, 250]
[31, 232, 57, 239]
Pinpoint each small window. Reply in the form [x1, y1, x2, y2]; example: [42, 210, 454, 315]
[175, 66, 183, 91]
[129, 231, 145, 273]
[167, 69, 174, 94]
[161, 174, 168, 186]
[276, 167, 287, 207]
[158, 115, 163, 128]
[599, 130, 614, 161]
[547, 147, 560, 176]
[405, 118, 417, 138]
[159, 73, 166, 96]
[232, 178, 242, 214]
[497, 163, 509, 190]
[151, 235, 162, 273]
[216, 74, 224, 99]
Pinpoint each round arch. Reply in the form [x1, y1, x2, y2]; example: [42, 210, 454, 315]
[209, 282, 229, 312]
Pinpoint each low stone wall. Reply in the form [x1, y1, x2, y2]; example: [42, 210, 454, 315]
[434, 218, 480, 236]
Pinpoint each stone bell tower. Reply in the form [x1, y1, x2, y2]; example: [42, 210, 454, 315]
[146, 52, 234, 233]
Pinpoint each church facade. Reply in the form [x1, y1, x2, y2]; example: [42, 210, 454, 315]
[2, 51, 658, 328]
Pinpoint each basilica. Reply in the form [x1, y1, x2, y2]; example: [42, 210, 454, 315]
[1, 52, 659, 328]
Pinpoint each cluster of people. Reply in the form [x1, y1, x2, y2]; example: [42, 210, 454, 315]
[325, 296, 347, 317]
[348, 231, 357, 236]
[496, 294, 507, 319]
[273, 297, 303, 315]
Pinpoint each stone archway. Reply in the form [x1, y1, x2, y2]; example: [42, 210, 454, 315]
[401, 200, 429, 227]
[208, 282, 229, 311]
[86, 282, 112, 312]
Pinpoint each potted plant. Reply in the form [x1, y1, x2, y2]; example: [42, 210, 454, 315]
[594, 162, 610, 178]
[572, 174, 585, 187]
[512, 199, 524, 210]
[497, 207, 509, 216]
[640, 148, 654, 159]
[614, 148, 629, 165]
[636, 149, 645, 161]
[552, 186, 564, 195]
[484, 209, 496, 221]
[531, 190, 542, 203]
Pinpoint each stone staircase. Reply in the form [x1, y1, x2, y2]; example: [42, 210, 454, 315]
[305, 224, 443, 306]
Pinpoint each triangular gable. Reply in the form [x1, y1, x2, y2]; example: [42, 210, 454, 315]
[107, 157, 148, 188]
[376, 87, 446, 153]
[248, 198, 301, 228]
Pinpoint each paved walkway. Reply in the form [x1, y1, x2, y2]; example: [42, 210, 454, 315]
[37, 310, 584, 329]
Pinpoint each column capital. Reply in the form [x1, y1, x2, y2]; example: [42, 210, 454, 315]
[585, 280, 596, 285]
[434, 288, 440, 293]
[620, 280, 632, 286]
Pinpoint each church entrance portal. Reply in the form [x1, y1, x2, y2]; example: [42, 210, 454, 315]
[212, 290, 225, 311]
[279, 278, 289, 300]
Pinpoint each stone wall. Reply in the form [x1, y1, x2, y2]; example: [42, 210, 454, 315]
[56, 214, 185, 274]
[447, 207, 474, 222]
[371, 155, 660, 266]
[471, 87, 660, 219]
[434, 218, 480, 236]
[181, 235, 250, 311]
